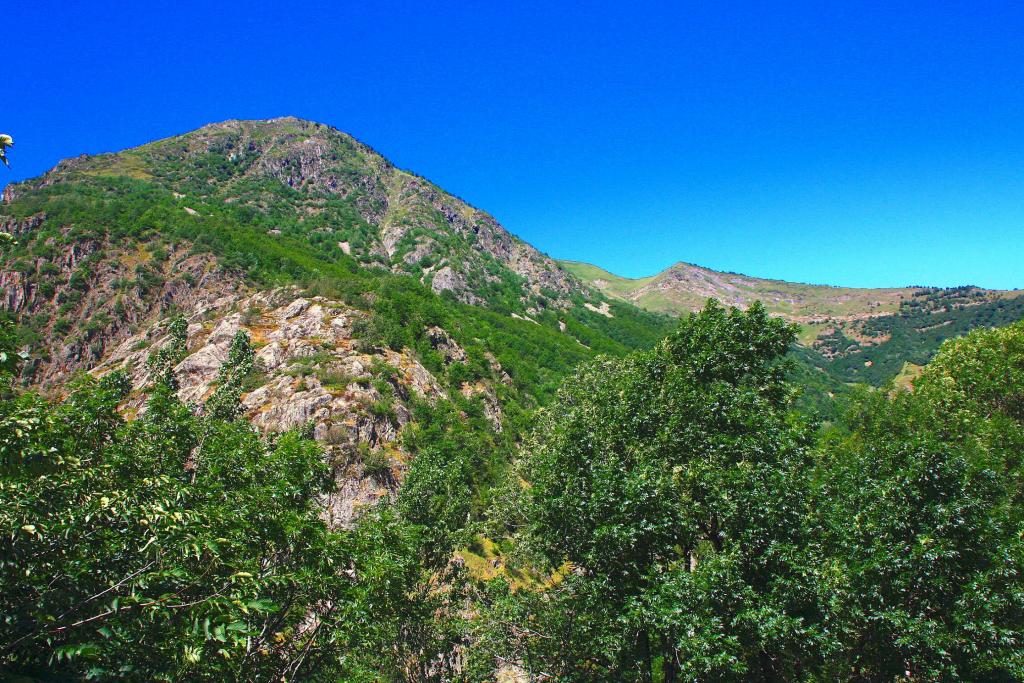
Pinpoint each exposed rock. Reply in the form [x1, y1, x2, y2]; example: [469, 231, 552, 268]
[510, 312, 539, 325]
[90, 288, 474, 528]
[1, 240, 242, 387]
[426, 326, 467, 363]
[431, 266, 467, 298]
[175, 344, 228, 403]
[484, 352, 514, 386]
[0, 212, 46, 238]
[0, 270, 33, 313]
[460, 381, 503, 432]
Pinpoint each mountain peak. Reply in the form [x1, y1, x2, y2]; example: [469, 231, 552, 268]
[6, 118, 591, 311]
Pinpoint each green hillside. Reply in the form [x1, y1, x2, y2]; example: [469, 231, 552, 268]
[0, 120, 673, 407]
[563, 258, 1024, 386]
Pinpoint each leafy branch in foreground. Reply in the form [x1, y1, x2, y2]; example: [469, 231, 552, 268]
[0, 323, 463, 681]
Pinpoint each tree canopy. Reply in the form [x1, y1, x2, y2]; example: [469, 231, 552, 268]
[3, 309, 1023, 681]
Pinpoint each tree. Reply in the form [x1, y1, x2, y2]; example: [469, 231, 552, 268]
[510, 301, 824, 681]
[814, 321, 1024, 679]
[204, 330, 257, 421]
[0, 353, 344, 680]
[146, 314, 188, 392]
[398, 396, 502, 568]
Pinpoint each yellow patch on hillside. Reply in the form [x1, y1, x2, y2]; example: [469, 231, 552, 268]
[456, 536, 568, 591]
[81, 154, 154, 180]
[892, 362, 924, 392]
[119, 244, 153, 268]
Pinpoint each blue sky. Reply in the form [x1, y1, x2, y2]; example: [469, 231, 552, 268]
[5, 1, 1023, 288]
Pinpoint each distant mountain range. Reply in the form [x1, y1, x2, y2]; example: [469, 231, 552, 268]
[562, 259, 1024, 386]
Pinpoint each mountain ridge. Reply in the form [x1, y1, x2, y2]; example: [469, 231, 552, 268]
[5, 117, 586, 309]
[560, 258, 1021, 319]
[563, 257, 1024, 385]
[3, 115, 1023, 399]
[0, 117, 672, 389]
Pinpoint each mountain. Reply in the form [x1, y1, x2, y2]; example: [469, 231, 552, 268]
[561, 259, 918, 321]
[563, 259, 1024, 385]
[5, 117, 580, 308]
[2, 114, 1019, 424]
[0, 118, 679, 532]
[0, 118, 671, 386]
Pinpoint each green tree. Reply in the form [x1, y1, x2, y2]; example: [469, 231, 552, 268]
[398, 396, 505, 568]
[815, 321, 1024, 680]
[0, 366, 343, 679]
[204, 330, 257, 421]
[146, 314, 188, 392]
[508, 302, 823, 681]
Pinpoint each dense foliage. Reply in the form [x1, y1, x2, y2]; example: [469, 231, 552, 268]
[470, 308, 1024, 682]
[2, 280, 1023, 680]
[0, 326, 470, 681]
[478, 303, 824, 680]
[812, 287, 1024, 385]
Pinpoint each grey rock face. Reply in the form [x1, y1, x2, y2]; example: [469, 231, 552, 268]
[0, 236, 241, 387]
[91, 288, 498, 529]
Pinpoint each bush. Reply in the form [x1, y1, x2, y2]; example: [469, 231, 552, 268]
[359, 443, 391, 478]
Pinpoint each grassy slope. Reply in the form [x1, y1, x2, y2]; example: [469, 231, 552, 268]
[561, 259, 916, 319]
[559, 260, 659, 298]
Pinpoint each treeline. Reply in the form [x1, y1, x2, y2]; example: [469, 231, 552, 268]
[3, 303, 1023, 681]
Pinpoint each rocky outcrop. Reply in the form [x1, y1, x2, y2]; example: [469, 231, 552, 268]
[460, 380, 503, 432]
[1, 235, 240, 387]
[91, 288, 493, 528]
[426, 326, 467, 363]
[377, 169, 581, 306]
[431, 266, 471, 299]
[0, 212, 46, 238]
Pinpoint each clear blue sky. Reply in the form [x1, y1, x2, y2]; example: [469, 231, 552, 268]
[5, 1, 1023, 288]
